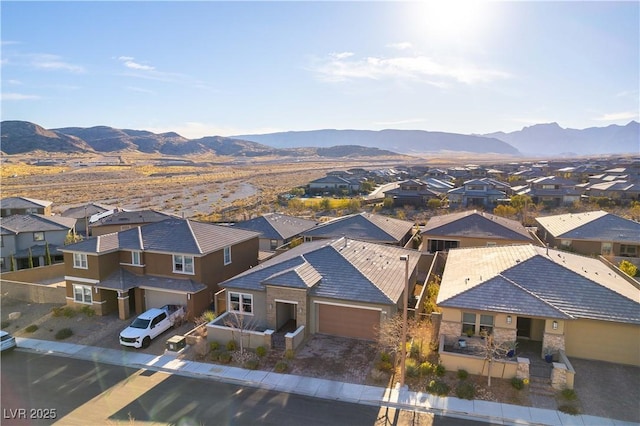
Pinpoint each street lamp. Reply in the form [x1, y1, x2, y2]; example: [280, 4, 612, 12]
[399, 254, 409, 388]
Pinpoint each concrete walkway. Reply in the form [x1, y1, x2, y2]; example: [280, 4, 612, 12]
[15, 338, 637, 426]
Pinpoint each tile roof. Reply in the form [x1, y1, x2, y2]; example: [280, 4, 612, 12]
[0, 214, 76, 234]
[437, 244, 640, 325]
[422, 210, 533, 241]
[98, 268, 206, 293]
[535, 210, 640, 243]
[0, 197, 52, 209]
[221, 237, 420, 305]
[233, 213, 319, 240]
[61, 203, 118, 219]
[92, 209, 178, 226]
[302, 212, 414, 244]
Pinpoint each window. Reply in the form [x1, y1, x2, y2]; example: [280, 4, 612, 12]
[229, 292, 253, 314]
[73, 284, 92, 304]
[26, 208, 39, 214]
[270, 239, 278, 250]
[620, 244, 637, 257]
[131, 251, 142, 266]
[479, 314, 494, 336]
[173, 254, 194, 274]
[462, 312, 476, 336]
[33, 231, 45, 241]
[462, 312, 494, 336]
[73, 253, 88, 269]
[601, 242, 612, 256]
[224, 246, 232, 265]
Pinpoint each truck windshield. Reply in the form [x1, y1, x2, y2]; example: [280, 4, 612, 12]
[130, 318, 150, 329]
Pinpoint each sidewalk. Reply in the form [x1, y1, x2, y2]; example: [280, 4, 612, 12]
[15, 338, 637, 426]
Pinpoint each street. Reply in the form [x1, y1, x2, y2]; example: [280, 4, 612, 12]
[0, 350, 494, 425]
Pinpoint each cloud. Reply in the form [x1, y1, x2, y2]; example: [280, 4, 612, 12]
[311, 53, 509, 85]
[329, 52, 354, 60]
[387, 42, 413, 50]
[2, 93, 41, 100]
[594, 111, 639, 122]
[30, 54, 84, 73]
[118, 56, 155, 71]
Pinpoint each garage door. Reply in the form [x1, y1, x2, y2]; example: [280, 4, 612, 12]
[317, 304, 380, 340]
[144, 290, 188, 310]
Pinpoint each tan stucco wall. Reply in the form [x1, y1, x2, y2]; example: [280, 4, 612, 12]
[440, 351, 518, 378]
[565, 319, 640, 366]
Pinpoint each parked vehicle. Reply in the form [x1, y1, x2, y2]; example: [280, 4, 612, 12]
[1, 331, 17, 352]
[119, 305, 185, 349]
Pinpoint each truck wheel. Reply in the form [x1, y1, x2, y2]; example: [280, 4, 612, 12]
[142, 337, 151, 348]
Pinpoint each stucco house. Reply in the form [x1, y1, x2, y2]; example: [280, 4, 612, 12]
[61, 202, 119, 236]
[210, 237, 421, 344]
[308, 175, 360, 195]
[90, 209, 178, 236]
[0, 197, 53, 217]
[437, 244, 640, 367]
[421, 210, 537, 253]
[301, 212, 416, 247]
[446, 178, 510, 210]
[535, 210, 640, 260]
[0, 214, 77, 271]
[58, 218, 260, 320]
[382, 179, 442, 207]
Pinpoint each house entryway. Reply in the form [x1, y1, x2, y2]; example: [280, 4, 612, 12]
[517, 338, 556, 409]
[272, 319, 297, 349]
[272, 301, 298, 349]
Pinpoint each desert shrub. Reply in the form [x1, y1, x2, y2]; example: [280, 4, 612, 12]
[80, 305, 95, 317]
[25, 324, 38, 333]
[455, 382, 476, 400]
[434, 364, 446, 377]
[560, 388, 578, 401]
[419, 362, 434, 376]
[405, 358, 420, 378]
[210, 341, 220, 351]
[619, 260, 638, 278]
[558, 404, 580, 415]
[226, 340, 237, 351]
[197, 310, 217, 325]
[218, 352, 232, 364]
[380, 352, 391, 363]
[409, 341, 421, 359]
[55, 328, 73, 340]
[457, 369, 469, 380]
[427, 380, 450, 396]
[284, 349, 295, 360]
[370, 368, 388, 382]
[376, 360, 394, 373]
[274, 361, 288, 373]
[511, 377, 525, 390]
[256, 346, 267, 357]
[62, 307, 77, 318]
[244, 359, 259, 370]
[51, 307, 64, 317]
[210, 350, 222, 361]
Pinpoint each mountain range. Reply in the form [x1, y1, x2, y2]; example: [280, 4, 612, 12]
[1, 120, 637, 158]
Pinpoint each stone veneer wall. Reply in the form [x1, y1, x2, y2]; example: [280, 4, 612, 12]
[492, 326, 516, 344]
[542, 332, 565, 356]
[439, 320, 462, 344]
[516, 357, 530, 380]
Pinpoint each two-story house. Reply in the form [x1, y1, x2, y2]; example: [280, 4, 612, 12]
[58, 218, 260, 320]
[90, 209, 178, 236]
[0, 214, 77, 271]
[61, 202, 119, 237]
[447, 178, 511, 210]
[1, 197, 53, 217]
[515, 176, 582, 207]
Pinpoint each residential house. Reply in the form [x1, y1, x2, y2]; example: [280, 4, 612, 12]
[421, 210, 537, 253]
[436, 244, 640, 366]
[61, 202, 119, 237]
[211, 237, 421, 342]
[301, 212, 416, 247]
[58, 218, 260, 320]
[308, 175, 360, 195]
[515, 176, 582, 207]
[383, 179, 442, 207]
[446, 178, 511, 210]
[585, 181, 640, 204]
[232, 213, 319, 260]
[0, 214, 76, 271]
[535, 210, 640, 259]
[1, 197, 53, 217]
[90, 209, 178, 236]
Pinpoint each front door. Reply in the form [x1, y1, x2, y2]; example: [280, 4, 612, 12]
[517, 317, 531, 338]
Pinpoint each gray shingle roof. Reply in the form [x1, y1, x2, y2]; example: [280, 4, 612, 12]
[61, 203, 117, 219]
[233, 213, 319, 240]
[423, 210, 533, 241]
[0, 214, 76, 234]
[221, 237, 420, 305]
[93, 209, 178, 226]
[437, 244, 640, 325]
[535, 211, 640, 243]
[302, 213, 413, 244]
[0, 197, 52, 209]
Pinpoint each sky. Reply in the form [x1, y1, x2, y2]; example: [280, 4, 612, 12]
[1, 1, 639, 139]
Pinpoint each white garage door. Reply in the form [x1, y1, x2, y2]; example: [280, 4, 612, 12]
[144, 290, 187, 310]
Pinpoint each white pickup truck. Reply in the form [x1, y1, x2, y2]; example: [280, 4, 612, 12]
[119, 304, 185, 349]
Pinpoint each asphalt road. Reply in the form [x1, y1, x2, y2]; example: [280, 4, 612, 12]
[0, 350, 494, 426]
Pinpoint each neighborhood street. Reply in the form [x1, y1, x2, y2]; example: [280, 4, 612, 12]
[1, 351, 493, 426]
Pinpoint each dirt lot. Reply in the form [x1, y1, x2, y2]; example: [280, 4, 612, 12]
[2, 297, 638, 422]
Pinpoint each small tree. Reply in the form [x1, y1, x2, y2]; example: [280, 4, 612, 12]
[481, 332, 510, 387]
[224, 311, 259, 355]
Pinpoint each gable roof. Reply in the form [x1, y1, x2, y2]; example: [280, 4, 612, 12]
[92, 209, 178, 226]
[59, 218, 260, 255]
[98, 268, 207, 293]
[0, 214, 76, 235]
[302, 212, 414, 244]
[422, 210, 533, 241]
[1, 197, 52, 209]
[437, 244, 640, 325]
[221, 237, 420, 305]
[233, 213, 319, 240]
[535, 210, 640, 243]
[61, 203, 118, 219]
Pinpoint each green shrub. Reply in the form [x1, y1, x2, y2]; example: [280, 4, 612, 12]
[405, 358, 420, 378]
[226, 340, 237, 351]
[218, 352, 232, 364]
[62, 307, 77, 318]
[380, 352, 391, 363]
[199, 310, 217, 323]
[560, 388, 578, 401]
[284, 349, 295, 360]
[210, 341, 220, 351]
[419, 362, 434, 376]
[256, 346, 267, 357]
[55, 328, 73, 340]
[409, 342, 421, 359]
[244, 359, 259, 370]
[457, 369, 469, 380]
[210, 350, 222, 361]
[455, 382, 476, 400]
[511, 377, 525, 390]
[80, 305, 95, 317]
[25, 324, 38, 333]
[434, 364, 446, 377]
[558, 404, 580, 415]
[427, 380, 450, 396]
[376, 360, 394, 373]
[274, 361, 288, 373]
[51, 307, 64, 317]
